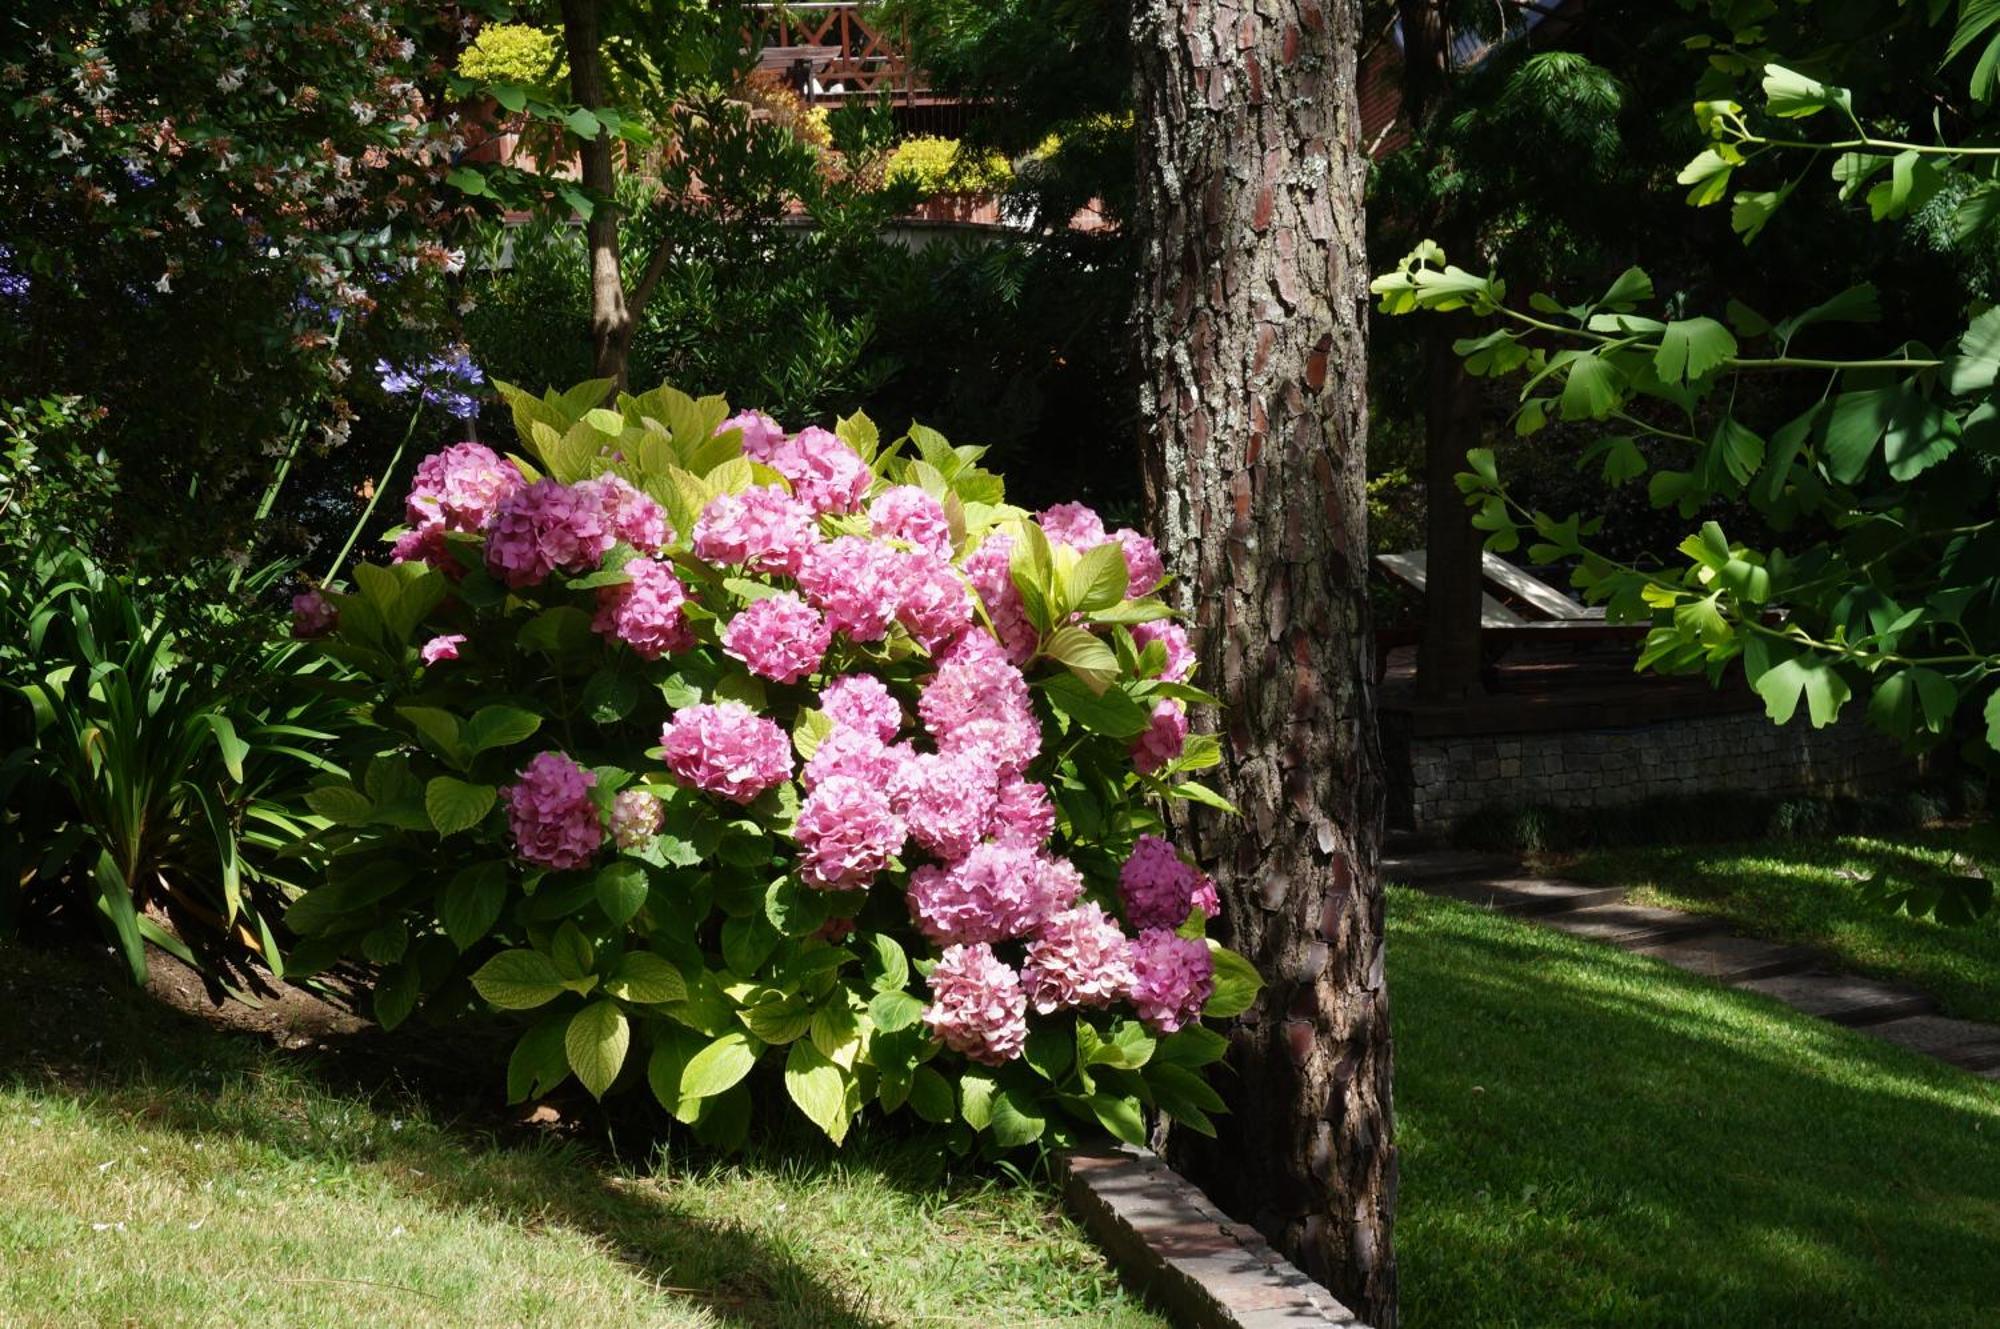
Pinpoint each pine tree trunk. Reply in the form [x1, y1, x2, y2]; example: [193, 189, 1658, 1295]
[1129, 1, 1396, 1324]
[560, 0, 633, 390]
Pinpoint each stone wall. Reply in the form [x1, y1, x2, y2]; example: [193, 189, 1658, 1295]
[1382, 707, 1917, 832]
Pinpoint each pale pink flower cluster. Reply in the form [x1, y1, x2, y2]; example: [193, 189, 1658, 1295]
[1023, 903, 1137, 1014]
[961, 532, 1037, 663]
[577, 473, 669, 554]
[722, 592, 830, 683]
[660, 702, 792, 805]
[610, 789, 663, 849]
[420, 633, 465, 665]
[766, 425, 872, 514]
[485, 478, 615, 588]
[986, 779, 1056, 847]
[893, 552, 974, 651]
[889, 751, 998, 862]
[906, 842, 1083, 946]
[918, 633, 1041, 774]
[869, 485, 952, 557]
[692, 486, 819, 575]
[502, 752, 603, 871]
[593, 559, 693, 659]
[1120, 834, 1221, 930]
[405, 442, 521, 532]
[291, 588, 337, 638]
[1131, 620, 1195, 682]
[795, 774, 905, 890]
[1132, 699, 1190, 774]
[1115, 530, 1166, 597]
[1127, 929, 1215, 1033]
[797, 536, 904, 641]
[1038, 502, 1107, 549]
[923, 942, 1029, 1066]
[719, 409, 785, 459]
[819, 674, 901, 742]
[802, 726, 910, 791]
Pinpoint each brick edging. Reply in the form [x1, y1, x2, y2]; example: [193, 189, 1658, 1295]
[1055, 1145, 1367, 1328]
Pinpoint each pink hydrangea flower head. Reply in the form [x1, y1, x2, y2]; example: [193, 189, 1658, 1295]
[918, 632, 1041, 774]
[868, 485, 953, 557]
[960, 531, 1037, 663]
[404, 441, 521, 532]
[1131, 620, 1195, 683]
[1132, 698, 1189, 774]
[502, 751, 603, 871]
[1112, 528, 1166, 597]
[420, 633, 465, 666]
[1127, 929, 1215, 1033]
[576, 473, 670, 554]
[888, 751, 1001, 862]
[801, 727, 910, 792]
[719, 409, 786, 462]
[592, 558, 694, 660]
[1039, 501, 1108, 550]
[610, 789, 663, 850]
[923, 942, 1029, 1066]
[1035, 854, 1087, 915]
[660, 701, 793, 805]
[691, 485, 820, 575]
[987, 778, 1057, 848]
[291, 589, 337, 639]
[721, 591, 831, 684]
[797, 536, 903, 642]
[485, 478, 615, 588]
[819, 674, 902, 742]
[893, 551, 974, 652]
[390, 521, 465, 580]
[1023, 903, 1136, 1014]
[793, 774, 906, 890]
[1120, 834, 1220, 931]
[907, 842, 1069, 945]
[770, 426, 871, 515]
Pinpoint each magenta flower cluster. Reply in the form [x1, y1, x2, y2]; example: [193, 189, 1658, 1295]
[660, 701, 793, 805]
[1119, 834, 1222, 931]
[502, 752, 604, 871]
[593, 559, 693, 660]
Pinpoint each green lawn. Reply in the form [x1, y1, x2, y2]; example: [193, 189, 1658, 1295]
[0, 945, 1164, 1329]
[1562, 830, 2000, 1022]
[1390, 886, 2000, 1329]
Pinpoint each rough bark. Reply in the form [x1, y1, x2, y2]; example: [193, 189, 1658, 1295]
[1129, 1, 1396, 1324]
[561, 0, 634, 389]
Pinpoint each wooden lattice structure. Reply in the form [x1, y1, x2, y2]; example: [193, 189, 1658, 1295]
[747, 3, 936, 105]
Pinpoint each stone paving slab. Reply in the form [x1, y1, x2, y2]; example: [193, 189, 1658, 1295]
[1865, 1015, 2000, 1071]
[1056, 1147, 1364, 1328]
[1735, 971, 1934, 1027]
[1629, 932, 1815, 983]
[1420, 874, 1626, 917]
[1542, 901, 1718, 947]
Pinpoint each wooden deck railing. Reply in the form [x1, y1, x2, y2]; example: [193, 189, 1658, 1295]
[746, 3, 928, 104]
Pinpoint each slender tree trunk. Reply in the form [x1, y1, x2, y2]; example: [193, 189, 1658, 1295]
[1130, 1, 1395, 1324]
[1416, 314, 1486, 700]
[561, 0, 633, 389]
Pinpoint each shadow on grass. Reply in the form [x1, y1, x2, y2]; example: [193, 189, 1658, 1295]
[1389, 887, 2000, 1329]
[0, 945, 893, 1329]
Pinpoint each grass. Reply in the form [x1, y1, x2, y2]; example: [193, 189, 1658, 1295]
[1561, 829, 2000, 1023]
[0, 945, 1166, 1329]
[1389, 886, 2000, 1329]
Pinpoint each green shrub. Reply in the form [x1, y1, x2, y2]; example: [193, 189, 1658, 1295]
[288, 378, 1256, 1154]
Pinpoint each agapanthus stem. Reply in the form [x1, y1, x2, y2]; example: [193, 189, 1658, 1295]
[323, 393, 426, 585]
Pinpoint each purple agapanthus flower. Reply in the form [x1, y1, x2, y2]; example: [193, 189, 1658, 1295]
[0, 246, 28, 302]
[377, 345, 486, 420]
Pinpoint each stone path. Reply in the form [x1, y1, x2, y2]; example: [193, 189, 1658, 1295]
[1384, 837, 2000, 1081]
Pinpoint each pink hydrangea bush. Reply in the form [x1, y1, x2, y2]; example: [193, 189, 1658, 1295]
[293, 380, 1260, 1156]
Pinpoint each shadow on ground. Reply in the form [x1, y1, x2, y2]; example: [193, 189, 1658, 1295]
[0, 941, 897, 1329]
[1389, 886, 2000, 1329]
